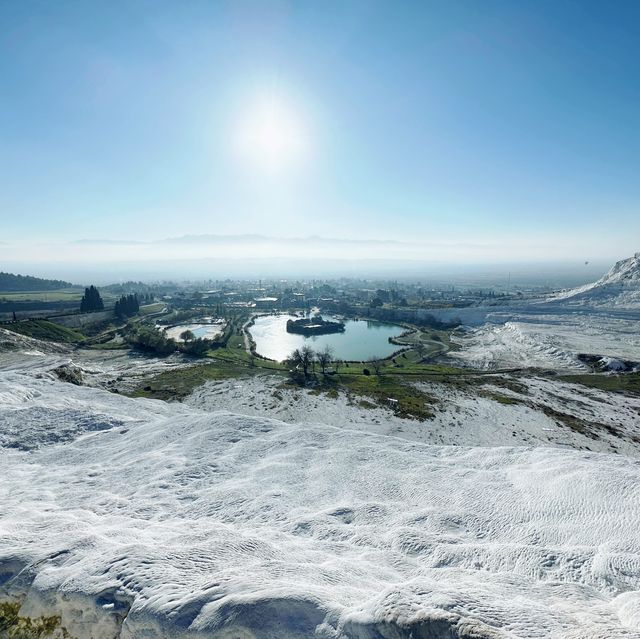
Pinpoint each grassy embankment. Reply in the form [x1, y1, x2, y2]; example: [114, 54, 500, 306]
[0, 289, 83, 302]
[557, 372, 640, 395]
[0, 288, 119, 304]
[127, 330, 287, 400]
[2, 319, 86, 344]
[2, 307, 158, 350]
[130, 325, 640, 417]
[129, 324, 471, 418]
[10, 311, 638, 415]
[305, 363, 466, 420]
[138, 302, 165, 315]
[84, 304, 168, 350]
[128, 352, 466, 417]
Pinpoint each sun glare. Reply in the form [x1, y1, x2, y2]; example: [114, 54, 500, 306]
[234, 94, 307, 173]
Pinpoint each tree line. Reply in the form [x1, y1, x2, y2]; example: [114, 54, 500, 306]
[80, 286, 155, 316]
[0, 272, 72, 292]
[287, 345, 337, 378]
[80, 286, 104, 312]
[114, 294, 140, 318]
[286, 345, 387, 381]
[123, 324, 211, 356]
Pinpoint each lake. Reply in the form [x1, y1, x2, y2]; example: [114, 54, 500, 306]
[249, 314, 404, 362]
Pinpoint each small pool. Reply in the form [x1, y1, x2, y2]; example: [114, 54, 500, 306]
[164, 322, 225, 342]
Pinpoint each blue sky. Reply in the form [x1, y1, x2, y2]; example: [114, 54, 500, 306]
[1, 0, 639, 263]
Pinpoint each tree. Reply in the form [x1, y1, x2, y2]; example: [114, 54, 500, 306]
[0, 272, 72, 292]
[300, 345, 315, 377]
[371, 359, 383, 376]
[181, 337, 209, 356]
[288, 348, 304, 372]
[80, 285, 104, 313]
[180, 329, 195, 342]
[316, 345, 333, 374]
[288, 345, 315, 378]
[127, 325, 176, 354]
[115, 293, 140, 319]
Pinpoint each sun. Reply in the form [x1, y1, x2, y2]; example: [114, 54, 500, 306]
[234, 94, 307, 173]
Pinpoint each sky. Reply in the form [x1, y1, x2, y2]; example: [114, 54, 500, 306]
[1, 0, 639, 269]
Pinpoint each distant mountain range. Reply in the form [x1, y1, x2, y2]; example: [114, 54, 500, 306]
[72, 234, 407, 246]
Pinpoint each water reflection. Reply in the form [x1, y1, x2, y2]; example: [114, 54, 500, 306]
[249, 314, 403, 361]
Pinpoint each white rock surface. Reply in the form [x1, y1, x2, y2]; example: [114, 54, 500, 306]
[1, 368, 640, 638]
[0, 326, 71, 356]
[549, 253, 640, 308]
[429, 254, 640, 372]
[187, 374, 640, 456]
[449, 313, 640, 372]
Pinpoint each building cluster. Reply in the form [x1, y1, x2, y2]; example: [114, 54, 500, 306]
[156, 277, 522, 320]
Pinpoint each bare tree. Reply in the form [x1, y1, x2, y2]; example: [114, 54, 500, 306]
[288, 348, 303, 371]
[371, 358, 383, 376]
[316, 345, 334, 374]
[300, 345, 315, 377]
[415, 342, 426, 362]
[288, 346, 315, 378]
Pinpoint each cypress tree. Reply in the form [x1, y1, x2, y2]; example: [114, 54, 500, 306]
[80, 285, 104, 312]
[114, 293, 140, 318]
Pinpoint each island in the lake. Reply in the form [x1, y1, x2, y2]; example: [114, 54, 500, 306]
[286, 315, 346, 335]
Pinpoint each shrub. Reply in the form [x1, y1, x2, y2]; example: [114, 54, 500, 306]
[126, 325, 176, 354]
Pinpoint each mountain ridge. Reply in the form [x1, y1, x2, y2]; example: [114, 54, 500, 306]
[549, 252, 640, 308]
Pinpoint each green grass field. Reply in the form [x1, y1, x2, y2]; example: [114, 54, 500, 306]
[130, 322, 468, 413]
[139, 302, 165, 315]
[128, 321, 468, 405]
[0, 289, 83, 302]
[308, 371, 442, 420]
[557, 372, 640, 395]
[116, 317, 640, 417]
[128, 362, 270, 400]
[3, 320, 86, 343]
[0, 288, 117, 302]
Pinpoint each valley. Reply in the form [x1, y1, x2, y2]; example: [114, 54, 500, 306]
[1, 254, 640, 638]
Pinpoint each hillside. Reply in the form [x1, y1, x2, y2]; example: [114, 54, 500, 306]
[0, 271, 72, 292]
[0, 366, 639, 638]
[3, 320, 85, 344]
[549, 253, 640, 308]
